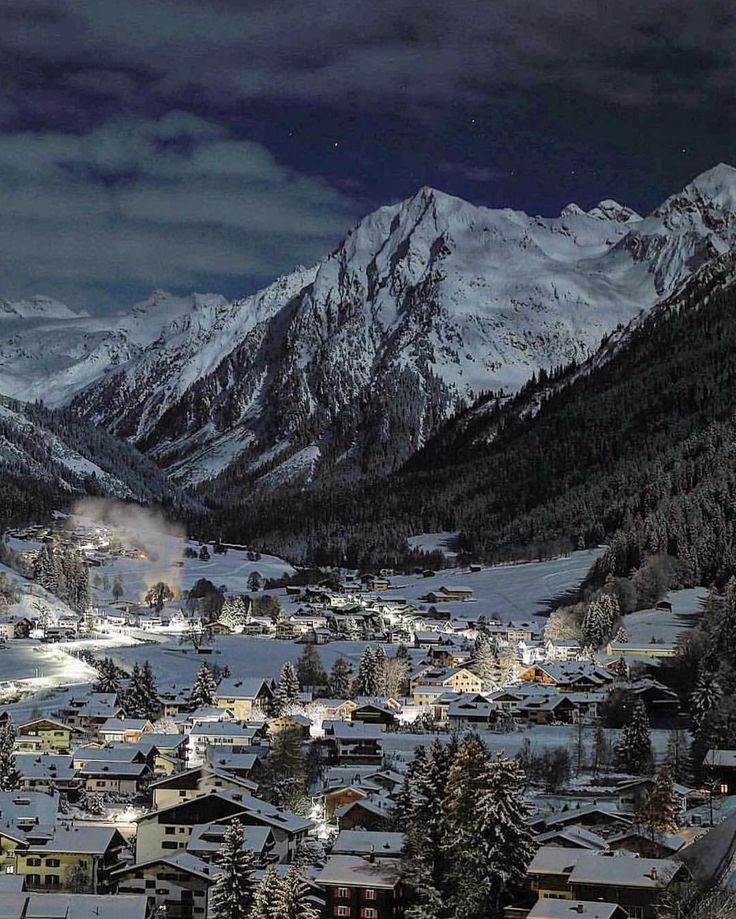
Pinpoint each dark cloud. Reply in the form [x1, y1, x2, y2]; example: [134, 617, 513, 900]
[0, 0, 734, 309]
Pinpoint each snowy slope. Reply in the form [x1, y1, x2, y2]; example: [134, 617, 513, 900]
[4, 164, 736, 489]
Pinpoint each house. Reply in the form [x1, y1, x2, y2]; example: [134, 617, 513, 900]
[606, 641, 679, 659]
[409, 666, 483, 697]
[186, 721, 259, 767]
[607, 828, 687, 859]
[447, 698, 497, 729]
[331, 831, 405, 859]
[0, 791, 59, 874]
[519, 663, 612, 692]
[16, 719, 83, 753]
[315, 855, 403, 919]
[703, 749, 736, 794]
[15, 826, 128, 893]
[98, 719, 154, 745]
[422, 586, 473, 602]
[322, 723, 384, 765]
[0, 615, 32, 639]
[15, 754, 80, 793]
[135, 791, 311, 864]
[350, 703, 397, 728]
[79, 760, 152, 795]
[567, 854, 688, 919]
[336, 796, 393, 831]
[113, 850, 218, 919]
[615, 777, 690, 816]
[204, 746, 265, 782]
[61, 694, 123, 738]
[527, 847, 584, 900]
[186, 822, 276, 864]
[149, 765, 257, 810]
[214, 678, 274, 720]
[266, 714, 312, 739]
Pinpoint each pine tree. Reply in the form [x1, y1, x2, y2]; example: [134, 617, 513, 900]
[190, 662, 218, 708]
[666, 728, 692, 784]
[355, 645, 379, 696]
[592, 723, 609, 775]
[469, 754, 536, 918]
[0, 721, 21, 791]
[267, 725, 307, 807]
[140, 660, 160, 719]
[471, 634, 500, 690]
[582, 593, 619, 648]
[328, 657, 353, 698]
[402, 739, 454, 919]
[248, 866, 280, 919]
[614, 698, 654, 775]
[270, 865, 320, 919]
[210, 820, 258, 919]
[272, 661, 301, 716]
[296, 645, 327, 690]
[637, 765, 680, 839]
[93, 657, 120, 694]
[373, 645, 388, 695]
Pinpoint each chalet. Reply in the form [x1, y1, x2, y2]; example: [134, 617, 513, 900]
[16, 719, 83, 753]
[205, 746, 265, 781]
[626, 680, 681, 721]
[540, 804, 633, 836]
[186, 822, 275, 864]
[701, 749, 736, 794]
[113, 850, 219, 919]
[79, 760, 152, 794]
[336, 796, 394, 831]
[98, 718, 154, 745]
[0, 791, 59, 874]
[331, 831, 405, 859]
[535, 826, 607, 851]
[322, 722, 384, 766]
[149, 765, 257, 810]
[15, 754, 79, 793]
[519, 662, 612, 692]
[409, 666, 483, 696]
[15, 825, 127, 893]
[214, 678, 274, 720]
[0, 893, 148, 919]
[447, 698, 497, 729]
[61, 694, 123, 738]
[135, 791, 311, 863]
[615, 777, 690, 816]
[350, 702, 398, 728]
[186, 721, 259, 767]
[316, 855, 403, 919]
[567, 854, 688, 919]
[606, 640, 679, 659]
[422, 586, 473, 603]
[267, 713, 313, 738]
[607, 828, 687, 859]
[527, 846, 584, 899]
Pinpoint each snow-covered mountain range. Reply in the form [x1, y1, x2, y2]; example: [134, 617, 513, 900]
[3, 163, 736, 489]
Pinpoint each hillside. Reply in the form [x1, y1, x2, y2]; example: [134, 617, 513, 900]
[213, 248, 736, 579]
[0, 398, 193, 528]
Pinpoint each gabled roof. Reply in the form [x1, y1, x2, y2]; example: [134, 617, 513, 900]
[527, 901, 623, 919]
[113, 850, 219, 882]
[18, 718, 81, 734]
[331, 831, 405, 857]
[215, 678, 273, 700]
[28, 825, 126, 855]
[567, 854, 684, 888]
[315, 855, 400, 890]
[99, 718, 153, 732]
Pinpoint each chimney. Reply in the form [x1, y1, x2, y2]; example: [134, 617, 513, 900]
[650, 867, 658, 881]
[575, 906, 585, 915]
[368, 844, 375, 863]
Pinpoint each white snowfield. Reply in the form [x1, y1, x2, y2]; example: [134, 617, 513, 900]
[2, 165, 736, 487]
[385, 548, 604, 619]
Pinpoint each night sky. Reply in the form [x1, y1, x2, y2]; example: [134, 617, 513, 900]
[1, 0, 734, 312]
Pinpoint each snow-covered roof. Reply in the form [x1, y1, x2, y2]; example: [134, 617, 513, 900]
[28, 825, 125, 855]
[315, 855, 400, 889]
[331, 831, 405, 857]
[568, 854, 683, 888]
[216, 678, 272, 699]
[527, 900, 623, 919]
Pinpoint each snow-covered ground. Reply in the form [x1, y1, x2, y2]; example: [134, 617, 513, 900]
[89, 542, 295, 605]
[382, 548, 603, 619]
[406, 531, 460, 558]
[620, 587, 707, 644]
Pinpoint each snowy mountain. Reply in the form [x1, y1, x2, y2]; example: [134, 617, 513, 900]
[4, 164, 736, 491]
[0, 397, 190, 526]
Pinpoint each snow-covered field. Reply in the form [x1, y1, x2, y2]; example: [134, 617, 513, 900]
[620, 587, 707, 644]
[382, 548, 603, 619]
[88, 543, 295, 605]
[406, 531, 459, 558]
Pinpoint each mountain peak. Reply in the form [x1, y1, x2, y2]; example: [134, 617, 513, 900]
[0, 295, 78, 321]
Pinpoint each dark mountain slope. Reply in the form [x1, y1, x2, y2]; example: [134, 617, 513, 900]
[206, 250, 736, 579]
